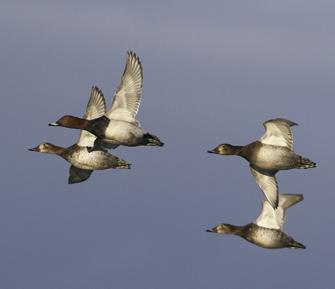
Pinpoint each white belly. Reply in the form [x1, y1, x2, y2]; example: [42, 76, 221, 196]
[104, 120, 144, 146]
[67, 148, 112, 170]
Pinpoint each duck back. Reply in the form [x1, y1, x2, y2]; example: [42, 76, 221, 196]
[243, 141, 300, 170]
[241, 223, 305, 249]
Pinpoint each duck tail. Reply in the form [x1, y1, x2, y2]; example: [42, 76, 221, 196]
[297, 156, 316, 169]
[143, 133, 164, 147]
[116, 159, 131, 169]
[289, 240, 306, 249]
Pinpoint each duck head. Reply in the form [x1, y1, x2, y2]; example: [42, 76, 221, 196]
[207, 144, 236, 155]
[28, 142, 64, 154]
[49, 115, 87, 129]
[206, 223, 240, 235]
[29, 142, 55, 153]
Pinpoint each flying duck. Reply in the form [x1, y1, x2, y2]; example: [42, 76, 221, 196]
[207, 194, 305, 249]
[49, 51, 164, 149]
[208, 118, 316, 208]
[29, 87, 131, 184]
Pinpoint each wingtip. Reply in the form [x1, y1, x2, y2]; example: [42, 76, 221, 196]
[263, 118, 298, 127]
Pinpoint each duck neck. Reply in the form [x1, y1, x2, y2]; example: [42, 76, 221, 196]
[226, 224, 245, 236]
[62, 116, 89, 130]
[44, 144, 66, 156]
[231, 145, 245, 156]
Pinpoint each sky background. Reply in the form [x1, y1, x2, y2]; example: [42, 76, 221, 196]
[1, 1, 334, 288]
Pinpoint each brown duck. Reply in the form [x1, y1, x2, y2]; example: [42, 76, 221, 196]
[208, 118, 316, 208]
[207, 194, 305, 249]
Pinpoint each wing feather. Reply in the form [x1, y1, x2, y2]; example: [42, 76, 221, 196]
[68, 166, 93, 184]
[259, 118, 297, 150]
[254, 194, 303, 230]
[106, 51, 143, 123]
[77, 86, 106, 147]
[250, 165, 279, 209]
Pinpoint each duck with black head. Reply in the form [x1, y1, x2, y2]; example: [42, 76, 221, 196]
[208, 118, 316, 208]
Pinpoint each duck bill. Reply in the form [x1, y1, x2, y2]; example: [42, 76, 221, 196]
[28, 146, 39, 152]
[48, 122, 59, 126]
[207, 149, 218, 154]
[206, 227, 217, 233]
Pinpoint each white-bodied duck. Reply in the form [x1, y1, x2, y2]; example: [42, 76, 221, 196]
[49, 51, 164, 149]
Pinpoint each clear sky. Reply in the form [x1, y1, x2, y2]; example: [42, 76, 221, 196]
[1, 1, 334, 288]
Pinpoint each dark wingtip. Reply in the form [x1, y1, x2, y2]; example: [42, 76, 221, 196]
[274, 200, 279, 209]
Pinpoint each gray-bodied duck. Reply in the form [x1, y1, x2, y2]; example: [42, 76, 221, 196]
[208, 118, 316, 208]
[207, 194, 305, 249]
[29, 87, 130, 184]
[49, 51, 164, 149]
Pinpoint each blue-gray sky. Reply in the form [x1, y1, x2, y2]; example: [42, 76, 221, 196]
[1, 1, 334, 288]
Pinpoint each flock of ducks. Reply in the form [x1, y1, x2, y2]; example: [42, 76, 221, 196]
[207, 118, 315, 249]
[30, 52, 163, 183]
[30, 51, 316, 249]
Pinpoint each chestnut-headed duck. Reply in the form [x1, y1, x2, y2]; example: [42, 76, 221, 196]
[29, 87, 130, 184]
[207, 194, 305, 249]
[208, 118, 316, 208]
[49, 51, 164, 149]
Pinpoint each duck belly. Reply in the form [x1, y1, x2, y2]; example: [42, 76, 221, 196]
[245, 227, 286, 249]
[67, 148, 118, 170]
[103, 120, 144, 146]
[253, 145, 298, 170]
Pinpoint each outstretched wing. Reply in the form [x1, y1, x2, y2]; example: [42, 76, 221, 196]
[254, 200, 280, 230]
[68, 165, 93, 184]
[250, 165, 279, 209]
[106, 51, 143, 124]
[255, 194, 303, 230]
[77, 86, 106, 147]
[259, 118, 297, 150]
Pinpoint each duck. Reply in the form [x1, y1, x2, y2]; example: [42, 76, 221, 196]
[206, 194, 306, 249]
[29, 86, 131, 184]
[208, 118, 316, 208]
[49, 51, 164, 150]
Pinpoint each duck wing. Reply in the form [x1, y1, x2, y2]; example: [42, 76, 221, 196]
[259, 118, 297, 150]
[254, 194, 303, 230]
[68, 165, 93, 184]
[276, 194, 304, 229]
[250, 165, 279, 209]
[106, 51, 143, 125]
[77, 86, 106, 147]
[254, 200, 281, 230]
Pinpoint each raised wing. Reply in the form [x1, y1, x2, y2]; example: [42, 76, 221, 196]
[254, 200, 280, 230]
[106, 51, 143, 124]
[68, 166, 93, 184]
[254, 194, 303, 230]
[259, 118, 297, 150]
[77, 86, 106, 147]
[250, 165, 279, 209]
